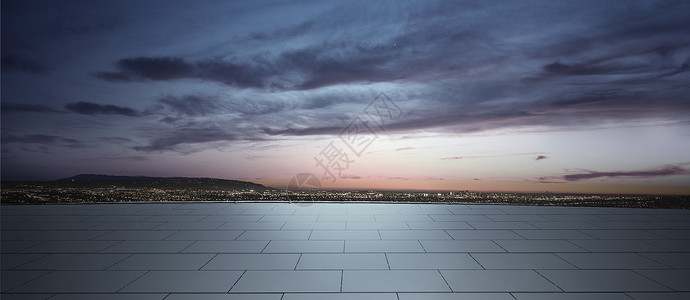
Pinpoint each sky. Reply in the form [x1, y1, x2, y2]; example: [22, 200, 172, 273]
[2, 0, 690, 194]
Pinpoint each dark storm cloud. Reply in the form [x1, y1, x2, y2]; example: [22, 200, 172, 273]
[157, 95, 223, 117]
[5, 0, 690, 159]
[96, 56, 195, 82]
[133, 126, 237, 152]
[262, 126, 343, 136]
[1, 54, 47, 74]
[563, 165, 689, 181]
[1, 102, 63, 113]
[65, 102, 140, 117]
[96, 56, 267, 88]
[2, 133, 86, 148]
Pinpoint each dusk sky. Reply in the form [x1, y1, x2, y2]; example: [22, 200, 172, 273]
[2, 0, 690, 194]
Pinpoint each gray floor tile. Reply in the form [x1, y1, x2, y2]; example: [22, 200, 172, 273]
[627, 292, 690, 299]
[203, 253, 300, 270]
[238, 230, 311, 240]
[24, 230, 109, 241]
[513, 293, 633, 300]
[597, 215, 665, 222]
[487, 215, 549, 222]
[259, 215, 318, 222]
[407, 222, 472, 229]
[165, 230, 243, 240]
[11, 271, 144, 293]
[0, 240, 45, 254]
[231, 270, 341, 292]
[347, 222, 409, 229]
[641, 239, 690, 252]
[182, 241, 269, 253]
[201, 216, 263, 222]
[388, 253, 482, 269]
[48, 294, 167, 300]
[1, 271, 50, 292]
[448, 208, 505, 215]
[421, 240, 506, 252]
[4, 203, 690, 297]
[122, 270, 243, 292]
[1, 254, 47, 270]
[541, 215, 608, 222]
[0, 294, 58, 300]
[379, 230, 451, 240]
[282, 222, 346, 230]
[472, 253, 575, 269]
[557, 253, 669, 269]
[429, 214, 492, 221]
[529, 222, 602, 230]
[513, 230, 594, 240]
[101, 241, 193, 253]
[375, 214, 433, 222]
[447, 229, 524, 240]
[646, 230, 690, 239]
[342, 270, 450, 292]
[538, 270, 671, 292]
[570, 240, 666, 252]
[494, 240, 587, 252]
[317, 215, 375, 222]
[345, 240, 425, 252]
[441, 270, 559, 292]
[310, 230, 380, 240]
[134, 209, 193, 215]
[165, 295, 281, 300]
[469, 222, 537, 230]
[581, 230, 667, 239]
[152, 222, 225, 230]
[17, 253, 129, 270]
[635, 270, 690, 291]
[218, 222, 285, 230]
[109, 253, 214, 270]
[640, 253, 690, 269]
[0, 230, 42, 241]
[143, 215, 207, 222]
[94, 230, 176, 240]
[398, 293, 515, 300]
[263, 241, 343, 253]
[589, 222, 663, 230]
[651, 221, 690, 229]
[297, 253, 388, 269]
[22, 241, 119, 253]
[90, 222, 164, 230]
[282, 293, 397, 300]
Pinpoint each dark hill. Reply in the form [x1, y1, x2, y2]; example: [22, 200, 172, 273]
[49, 174, 270, 191]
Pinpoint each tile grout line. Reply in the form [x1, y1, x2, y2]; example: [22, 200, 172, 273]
[104, 253, 135, 270]
[4, 269, 54, 293]
[532, 269, 564, 292]
[629, 269, 676, 291]
[226, 270, 247, 293]
[198, 253, 219, 270]
[294, 253, 303, 270]
[115, 270, 150, 293]
[437, 269, 453, 292]
[467, 253, 486, 270]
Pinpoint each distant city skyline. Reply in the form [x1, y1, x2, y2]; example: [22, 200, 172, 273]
[2, 0, 689, 194]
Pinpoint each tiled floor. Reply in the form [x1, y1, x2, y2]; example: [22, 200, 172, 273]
[1, 202, 689, 299]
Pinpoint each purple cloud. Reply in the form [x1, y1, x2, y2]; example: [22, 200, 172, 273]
[563, 165, 689, 181]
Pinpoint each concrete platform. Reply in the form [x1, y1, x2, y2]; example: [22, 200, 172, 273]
[1, 202, 689, 299]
